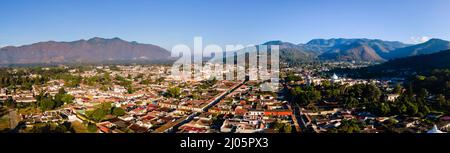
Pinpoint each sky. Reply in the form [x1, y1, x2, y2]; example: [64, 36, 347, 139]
[1, 0, 450, 49]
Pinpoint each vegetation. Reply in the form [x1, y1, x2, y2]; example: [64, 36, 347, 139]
[25, 122, 75, 133]
[285, 72, 303, 83]
[85, 102, 125, 122]
[331, 119, 364, 133]
[288, 69, 450, 117]
[165, 87, 181, 98]
[272, 121, 293, 133]
[36, 88, 74, 111]
[87, 123, 98, 133]
[112, 107, 126, 116]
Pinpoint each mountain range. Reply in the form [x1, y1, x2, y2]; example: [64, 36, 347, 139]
[1, 37, 450, 65]
[381, 38, 450, 59]
[264, 38, 450, 62]
[355, 49, 450, 78]
[0, 37, 171, 65]
[331, 48, 450, 79]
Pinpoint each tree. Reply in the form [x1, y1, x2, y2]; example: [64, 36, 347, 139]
[54, 93, 64, 107]
[397, 103, 408, 114]
[126, 85, 135, 94]
[58, 87, 67, 95]
[380, 102, 391, 116]
[166, 87, 181, 98]
[338, 119, 362, 133]
[283, 124, 293, 133]
[343, 97, 358, 108]
[286, 73, 302, 83]
[28, 122, 74, 133]
[437, 94, 446, 107]
[273, 121, 285, 133]
[91, 109, 107, 122]
[112, 107, 125, 116]
[393, 83, 403, 94]
[86, 102, 113, 122]
[61, 94, 74, 104]
[39, 98, 55, 111]
[417, 88, 428, 99]
[406, 102, 419, 116]
[5, 96, 16, 108]
[87, 123, 98, 133]
[99, 102, 112, 111]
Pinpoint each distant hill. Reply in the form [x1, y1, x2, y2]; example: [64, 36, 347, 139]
[263, 38, 449, 63]
[262, 41, 318, 63]
[335, 49, 450, 78]
[318, 41, 384, 61]
[0, 37, 172, 65]
[261, 38, 411, 63]
[368, 49, 450, 72]
[316, 38, 410, 62]
[307, 38, 408, 54]
[382, 39, 450, 59]
[3, 37, 449, 66]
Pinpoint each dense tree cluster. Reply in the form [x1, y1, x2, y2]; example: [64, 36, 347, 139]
[272, 120, 293, 133]
[165, 87, 181, 98]
[28, 122, 75, 133]
[0, 68, 49, 91]
[36, 88, 74, 111]
[288, 69, 450, 117]
[85, 102, 126, 122]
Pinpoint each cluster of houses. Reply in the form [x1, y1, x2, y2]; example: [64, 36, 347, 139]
[21, 108, 78, 125]
[286, 65, 449, 133]
[203, 81, 295, 133]
[66, 67, 244, 133]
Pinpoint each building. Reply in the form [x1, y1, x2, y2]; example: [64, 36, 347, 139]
[386, 94, 400, 102]
[427, 125, 444, 133]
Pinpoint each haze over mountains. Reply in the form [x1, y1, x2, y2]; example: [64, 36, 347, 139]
[1, 37, 449, 65]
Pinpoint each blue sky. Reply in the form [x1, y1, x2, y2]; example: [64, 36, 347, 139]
[1, 0, 449, 49]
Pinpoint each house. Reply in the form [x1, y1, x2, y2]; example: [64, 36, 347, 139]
[97, 121, 115, 133]
[178, 126, 210, 133]
[247, 109, 264, 119]
[129, 124, 150, 133]
[119, 114, 134, 122]
[386, 94, 400, 102]
[264, 110, 292, 117]
[15, 97, 37, 103]
[234, 106, 248, 116]
[0, 88, 7, 96]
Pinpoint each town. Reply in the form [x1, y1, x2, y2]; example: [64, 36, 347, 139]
[0, 62, 449, 133]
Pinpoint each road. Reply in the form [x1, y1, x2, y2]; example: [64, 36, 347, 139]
[281, 83, 307, 132]
[292, 104, 307, 130]
[160, 81, 244, 133]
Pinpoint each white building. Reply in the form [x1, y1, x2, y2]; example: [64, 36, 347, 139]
[427, 125, 444, 133]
